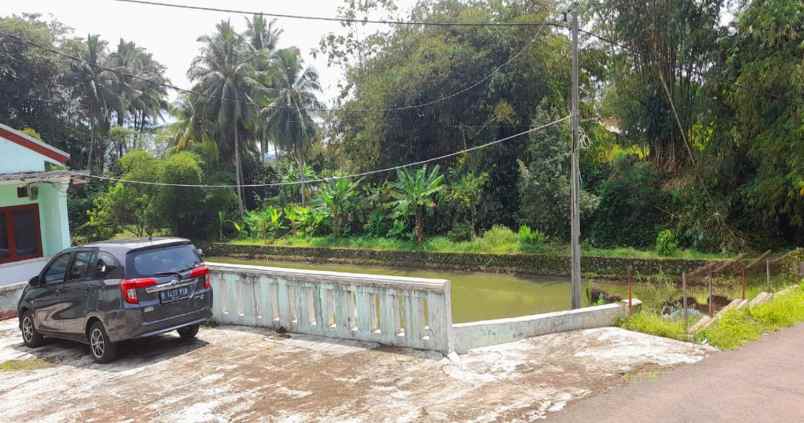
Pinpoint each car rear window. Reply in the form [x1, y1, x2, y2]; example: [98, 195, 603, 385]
[127, 244, 201, 277]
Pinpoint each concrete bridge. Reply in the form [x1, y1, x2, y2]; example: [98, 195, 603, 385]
[208, 262, 637, 354]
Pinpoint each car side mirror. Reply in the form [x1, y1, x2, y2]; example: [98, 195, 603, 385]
[29, 275, 41, 286]
[196, 248, 205, 258]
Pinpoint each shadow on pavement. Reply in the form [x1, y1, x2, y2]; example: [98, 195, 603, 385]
[8, 328, 210, 372]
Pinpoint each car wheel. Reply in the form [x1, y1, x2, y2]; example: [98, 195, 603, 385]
[20, 311, 44, 348]
[177, 324, 199, 341]
[88, 321, 118, 363]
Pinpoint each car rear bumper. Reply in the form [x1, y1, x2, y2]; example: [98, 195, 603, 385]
[105, 290, 213, 342]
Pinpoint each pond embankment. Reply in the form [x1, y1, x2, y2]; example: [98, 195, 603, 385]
[208, 242, 720, 280]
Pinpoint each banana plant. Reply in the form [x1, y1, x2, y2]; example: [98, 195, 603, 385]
[390, 165, 445, 243]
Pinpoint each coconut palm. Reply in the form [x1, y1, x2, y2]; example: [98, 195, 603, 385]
[245, 14, 282, 56]
[258, 47, 323, 203]
[390, 165, 445, 244]
[107, 39, 168, 152]
[245, 14, 283, 161]
[68, 34, 119, 174]
[188, 20, 261, 215]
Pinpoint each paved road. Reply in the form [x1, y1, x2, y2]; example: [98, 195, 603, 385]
[552, 323, 804, 423]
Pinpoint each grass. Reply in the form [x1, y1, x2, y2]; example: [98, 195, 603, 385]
[618, 312, 690, 342]
[0, 358, 52, 372]
[228, 233, 729, 260]
[621, 281, 804, 350]
[696, 282, 804, 349]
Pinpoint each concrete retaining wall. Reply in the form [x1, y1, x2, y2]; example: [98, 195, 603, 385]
[208, 262, 454, 353]
[0, 282, 26, 320]
[452, 300, 641, 353]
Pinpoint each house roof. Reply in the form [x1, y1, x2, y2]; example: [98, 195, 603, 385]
[0, 123, 70, 164]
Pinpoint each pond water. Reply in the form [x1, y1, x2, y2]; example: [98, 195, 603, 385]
[208, 256, 658, 323]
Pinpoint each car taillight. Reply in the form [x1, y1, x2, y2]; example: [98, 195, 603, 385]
[120, 278, 157, 304]
[191, 266, 211, 289]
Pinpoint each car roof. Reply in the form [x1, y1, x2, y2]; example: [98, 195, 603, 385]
[83, 237, 192, 262]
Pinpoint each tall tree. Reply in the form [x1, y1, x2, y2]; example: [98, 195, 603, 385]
[258, 47, 323, 203]
[587, 0, 724, 172]
[188, 20, 260, 215]
[245, 14, 283, 161]
[65, 34, 119, 175]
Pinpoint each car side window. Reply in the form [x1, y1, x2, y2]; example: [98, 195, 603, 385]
[67, 250, 95, 282]
[43, 253, 72, 285]
[95, 252, 123, 279]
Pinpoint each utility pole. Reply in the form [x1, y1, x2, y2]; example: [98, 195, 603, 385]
[569, 3, 583, 309]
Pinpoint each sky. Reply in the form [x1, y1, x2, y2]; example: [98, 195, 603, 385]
[5, 0, 416, 105]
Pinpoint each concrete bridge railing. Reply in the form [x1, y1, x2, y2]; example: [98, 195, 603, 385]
[208, 263, 454, 353]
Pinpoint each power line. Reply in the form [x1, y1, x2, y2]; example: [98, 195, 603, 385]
[0, 29, 543, 115]
[76, 115, 569, 189]
[113, 0, 570, 28]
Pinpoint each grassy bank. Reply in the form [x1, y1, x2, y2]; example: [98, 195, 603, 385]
[229, 234, 729, 260]
[620, 281, 804, 349]
[696, 282, 804, 349]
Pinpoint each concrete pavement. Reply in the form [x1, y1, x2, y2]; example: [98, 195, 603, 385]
[552, 323, 804, 422]
[0, 319, 712, 422]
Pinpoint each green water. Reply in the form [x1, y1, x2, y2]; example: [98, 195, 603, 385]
[208, 256, 655, 323]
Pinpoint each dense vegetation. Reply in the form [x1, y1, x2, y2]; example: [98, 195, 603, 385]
[0, 0, 801, 254]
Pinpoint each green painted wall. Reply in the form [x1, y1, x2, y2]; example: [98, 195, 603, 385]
[0, 183, 71, 257]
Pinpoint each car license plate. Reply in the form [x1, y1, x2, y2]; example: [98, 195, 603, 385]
[160, 286, 191, 303]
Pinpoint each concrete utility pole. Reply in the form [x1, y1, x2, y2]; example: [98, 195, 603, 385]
[569, 4, 583, 309]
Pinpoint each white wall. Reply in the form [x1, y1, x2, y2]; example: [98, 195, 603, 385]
[0, 136, 61, 173]
[0, 257, 49, 286]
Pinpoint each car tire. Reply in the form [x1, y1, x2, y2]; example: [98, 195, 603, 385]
[20, 311, 45, 348]
[177, 324, 199, 341]
[88, 321, 118, 363]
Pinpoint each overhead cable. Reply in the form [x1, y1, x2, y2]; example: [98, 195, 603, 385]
[113, 0, 570, 28]
[76, 115, 570, 189]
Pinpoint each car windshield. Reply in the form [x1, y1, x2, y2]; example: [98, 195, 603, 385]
[128, 244, 201, 277]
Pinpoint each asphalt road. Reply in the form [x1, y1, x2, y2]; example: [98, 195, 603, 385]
[552, 323, 804, 423]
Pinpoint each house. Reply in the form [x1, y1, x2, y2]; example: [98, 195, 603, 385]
[0, 123, 81, 285]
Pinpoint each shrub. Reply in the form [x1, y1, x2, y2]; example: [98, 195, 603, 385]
[448, 223, 474, 242]
[656, 229, 679, 256]
[518, 225, 545, 246]
[284, 205, 327, 237]
[589, 158, 671, 248]
[244, 207, 285, 240]
[476, 225, 518, 253]
[364, 210, 387, 238]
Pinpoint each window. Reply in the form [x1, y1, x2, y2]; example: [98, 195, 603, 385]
[17, 186, 28, 198]
[95, 252, 123, 279]
[0, 204, 42, 264]
[128, 244, 201, 277]
[67, 251, 95, 281]
[43, 253, 71, 285]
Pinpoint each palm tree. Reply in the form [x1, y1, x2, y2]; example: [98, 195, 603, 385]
[258, 47, 323, 203]
[245, 14, 283, 161]
[390, 165, 445, 244]
[245, 15, 282, 56]
[188, 20, 260, 215]
[68, 34, 118, 174]
[107, 39, 168, 151]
